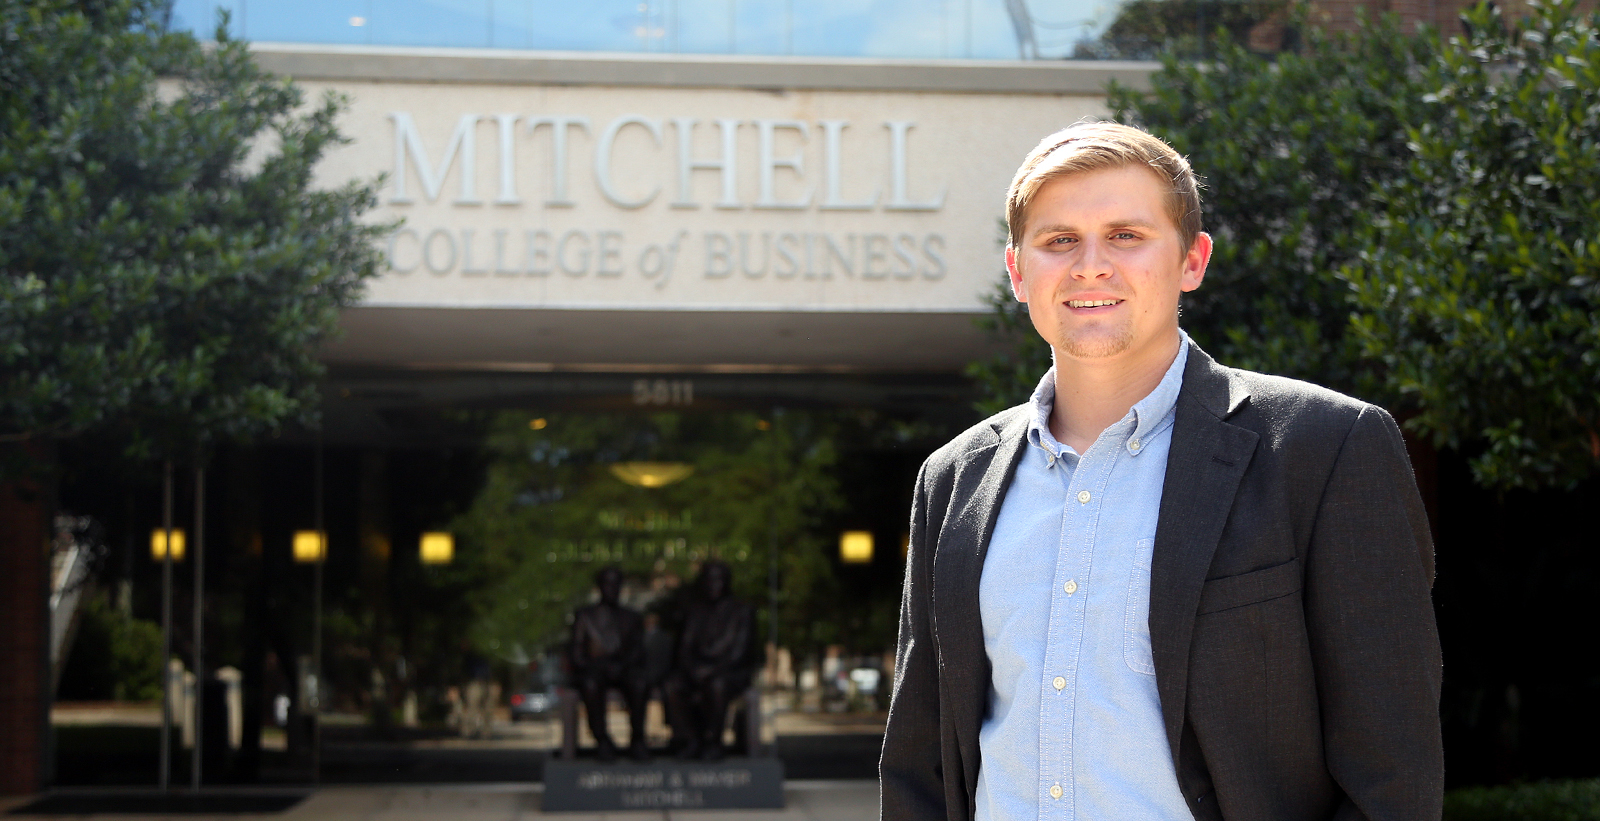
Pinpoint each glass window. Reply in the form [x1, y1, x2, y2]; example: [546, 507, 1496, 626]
[166, 0, 1282, 61]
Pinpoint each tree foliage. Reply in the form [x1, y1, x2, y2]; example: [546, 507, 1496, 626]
[445, 411, 844, 662]
[974, 3, 1600, 490]
[1344, 0, 1600, 490]
[1075, 0, 1287, 60]
[0, 0, 387, 461]
[1110, 10, 1439, 395]
[56, 591, 164, 701]
[970, 14, 1437, 413]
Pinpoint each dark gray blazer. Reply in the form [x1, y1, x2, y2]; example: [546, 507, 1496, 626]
[880, 341, 1442, 821]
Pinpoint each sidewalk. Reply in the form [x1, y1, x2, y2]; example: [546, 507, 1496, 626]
[0, 780, 878, 821]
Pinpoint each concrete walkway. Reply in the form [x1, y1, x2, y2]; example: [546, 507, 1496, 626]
[0, 780, 878, 821]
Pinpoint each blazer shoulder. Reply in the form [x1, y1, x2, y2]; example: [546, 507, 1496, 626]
[1226, 367, 1378, 423]
[1217, 366, 1400, 459]
[920, 405, 1028, 477]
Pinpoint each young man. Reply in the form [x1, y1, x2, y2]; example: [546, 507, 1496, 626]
[879, 122, 1441, 821]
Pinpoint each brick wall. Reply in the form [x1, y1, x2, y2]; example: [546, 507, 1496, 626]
[0, 475, 49, 796]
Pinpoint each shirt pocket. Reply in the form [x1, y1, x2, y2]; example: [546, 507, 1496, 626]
[1123, 538, 1157, 676]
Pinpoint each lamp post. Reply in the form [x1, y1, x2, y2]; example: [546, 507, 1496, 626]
[191, 463, 205, 791]
[158, 460, 173, 791]
[311, 439, 323, 783]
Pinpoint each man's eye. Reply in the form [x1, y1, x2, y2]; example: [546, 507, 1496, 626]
[1050, 236, 1075, 245]
[1112, 232, 1139, 240]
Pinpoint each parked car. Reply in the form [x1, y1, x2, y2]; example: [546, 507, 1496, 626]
[509, 689, 556, 721]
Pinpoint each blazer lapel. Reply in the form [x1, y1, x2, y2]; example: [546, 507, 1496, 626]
[1150, 342, 1259, 762]
[932, 408, 1030, 778]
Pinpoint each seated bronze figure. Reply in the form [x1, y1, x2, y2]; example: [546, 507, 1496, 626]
[567, 566, 650, 761]
[663, 560, 755, 760]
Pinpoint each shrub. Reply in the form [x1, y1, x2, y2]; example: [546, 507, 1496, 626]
[1445, 779, 1600, 821]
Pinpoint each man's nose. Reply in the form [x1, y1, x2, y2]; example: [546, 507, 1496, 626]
[1070, 238, 1113, 279]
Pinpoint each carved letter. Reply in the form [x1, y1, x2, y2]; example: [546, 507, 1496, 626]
[754, 120, 811, 210]
[389, 112, 484, 205]
[558, 230, 591, 276]
[893, 233, 918, 279]
[493, 229, 519, 276]
[885, 122, 945, 211]
[862, 233, 890, 279]
[703, 232, 733, 278]
[494, 114, 521, 205]
[819, 120, 877, 210]
[921, 234, 947, 279]
[461, 229, 489, 275]
[673, 118, 741, 209]
[387, 228, 420, 274]
[596, 231, 625, 276]
[525, 230, 552, 276]
[595, 116, 663, 209]
[739, 232, 771, 278]
[774, 233, 801, 279]
[527, 116, 592, 207]
[821, 233, 856, 279]
[423, 228, 457, 274]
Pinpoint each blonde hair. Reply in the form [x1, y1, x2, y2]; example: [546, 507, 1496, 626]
[1005, 121, 1202, 253]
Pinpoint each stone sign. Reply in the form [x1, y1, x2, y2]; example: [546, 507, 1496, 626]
[541, 758, 784, 812]
[305, 79, 1105, 313]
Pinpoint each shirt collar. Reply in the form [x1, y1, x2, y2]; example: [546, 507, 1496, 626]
[1026, 330, 1191, 458]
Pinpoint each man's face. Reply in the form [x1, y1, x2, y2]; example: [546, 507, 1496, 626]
[598, 569, 623, 604]
[701, 565, 729, 600]
[1006, 165, 1210, 366]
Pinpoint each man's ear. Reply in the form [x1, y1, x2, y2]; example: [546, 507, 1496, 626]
[1180, 231, 1212, 293]
[1006, 246, 1027, 302]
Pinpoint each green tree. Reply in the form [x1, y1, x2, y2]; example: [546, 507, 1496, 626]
[1075, 0, 1287, 60]
[0, 1, 386, 791]
[0, 0, 388, 460]
[446, 411, 844, 663]
[1344, 0, 1600, 490]
[57, 592, 163, 701]
[968, 12, 1441, 414]
[1112, 11, 1440, 395]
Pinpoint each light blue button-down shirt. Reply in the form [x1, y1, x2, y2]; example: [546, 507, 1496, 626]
[974, 337, 1194, 821]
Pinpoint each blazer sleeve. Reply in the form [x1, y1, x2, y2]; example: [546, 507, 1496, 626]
[880, 460, 949, 821]
[1304, 405, 1443, 820]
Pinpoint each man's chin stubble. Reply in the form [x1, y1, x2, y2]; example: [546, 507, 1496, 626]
[1055, 327, 1134, 361]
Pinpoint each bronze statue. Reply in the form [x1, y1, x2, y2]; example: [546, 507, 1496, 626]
[663, 560, 755, 760]
[567, 566, 650, 761]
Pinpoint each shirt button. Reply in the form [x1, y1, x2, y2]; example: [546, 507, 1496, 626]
[1130, 438, 1142, 451]
[1076, 490, 1091, 504]
[1064, 579, 1078, 595]
[1052, 675, 1065, 691]
[1050, 784, 1063, 800]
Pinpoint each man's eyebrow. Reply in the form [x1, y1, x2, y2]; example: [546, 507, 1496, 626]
[1029, 218, 1162, 238]
[1029, 223, 1076, 237]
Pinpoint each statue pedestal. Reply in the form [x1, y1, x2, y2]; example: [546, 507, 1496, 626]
[541, 758, 784, 812]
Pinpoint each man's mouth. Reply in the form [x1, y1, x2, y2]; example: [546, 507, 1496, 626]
[1066, 299, 1122, 308]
